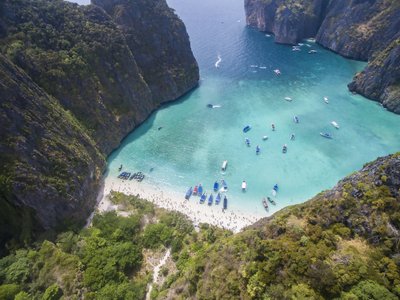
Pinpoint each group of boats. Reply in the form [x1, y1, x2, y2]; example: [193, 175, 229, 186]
[118, 172, 131, 180]
[117, 171, 145, 182]
[291, 44, 317, 54]
[185, 180, 229, 210]
[262, 196, 276, 211]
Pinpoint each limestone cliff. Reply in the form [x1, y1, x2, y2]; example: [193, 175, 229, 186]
[0, 0, 198, 249]
[244, 0, 400, 113]
[0, 53, 105, 250]
[92, 0, 199, 104]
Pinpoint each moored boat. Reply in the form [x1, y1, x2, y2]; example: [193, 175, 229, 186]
[256, 145, 260, 155]
[245, 138, 250, 146]
[262, 135, 268, 140]
[282, 144, 287, 153]
[320, 132, 332, 139]
[323, 96, 329, 104]
[242, 180, 247, 191]
[243, 125, 251, 132]
[193, 185, 198, 195]
[221, 179, 227, 188]
[274, 69, 281, 75]
[293, 115, 299, 123]
[220, 179, 228, 192]
[331, 121, 340, 129]
[200, 193, 207, 204]
[213, 181, 219, 192]
[221, 160, 228, 171]
[215, 193, 221, 205]
[262, 198, 269, 211]
[198, 184, 203, 196]
[185, 187, 193, 200]
[208, 194, 214, 205]
[273, 184, 279, 191]
[284, 97, 292, 102]
[223, 196, 228, 210]
[267, 196, 276, 205]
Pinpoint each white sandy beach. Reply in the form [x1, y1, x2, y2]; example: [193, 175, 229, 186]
[97, 177, 265, 233]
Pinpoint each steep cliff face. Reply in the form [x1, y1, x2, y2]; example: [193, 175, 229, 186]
[245, 0, 327, 45]
[0, 0, 198, 249]
[0, 54, 105, 248]
[92, 0, 199, 104]
[349, 38, 400, 113]
[0, 0, 154, 155]
[316, 0, 400, 61]
[245, 0, 400, 113]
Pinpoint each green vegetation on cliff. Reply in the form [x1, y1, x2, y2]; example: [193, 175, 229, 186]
[1, 154, 399, 299]
[0, 0, 198, 252]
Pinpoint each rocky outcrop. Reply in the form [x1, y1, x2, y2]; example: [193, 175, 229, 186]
[244, 0, 400, 113]
[349, 38, 400, 113]
[245, 0, 327, 45]
[0, 0, 198, 249]
[92, 0, 199, 104]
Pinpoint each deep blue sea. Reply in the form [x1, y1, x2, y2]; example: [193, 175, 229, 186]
[71, 0, 400, 216]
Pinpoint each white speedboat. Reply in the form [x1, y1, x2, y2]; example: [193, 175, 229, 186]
[284, 97, 292, 102]
[324, 96, 329, 104]
[241, 180, 247, 191]
[274, 69, 281, 75]
[221, 160, 228, 171]
[262, 135, 268, 140]
[331, 121, 340, 129]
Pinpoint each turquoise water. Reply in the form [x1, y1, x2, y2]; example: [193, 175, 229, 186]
[106, 0, 400, 215]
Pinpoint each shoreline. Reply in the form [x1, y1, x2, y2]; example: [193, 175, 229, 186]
[97, 177, 264, 232]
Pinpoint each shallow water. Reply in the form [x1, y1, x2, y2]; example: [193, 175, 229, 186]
[106, 0, 400, 215]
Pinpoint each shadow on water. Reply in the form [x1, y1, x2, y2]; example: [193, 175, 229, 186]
[105, 85, 199, 170]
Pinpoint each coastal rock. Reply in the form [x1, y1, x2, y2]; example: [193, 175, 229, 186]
[349, 38, 400, 113]
[244, 0, 327, 45]
[245, 0, 400, 114]
[316, 0, 400, 60]
[92, 0, 199, 104]
[0, 0, 198, 249]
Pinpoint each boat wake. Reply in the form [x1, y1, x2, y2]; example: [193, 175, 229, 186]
[215, 55, 222, 68]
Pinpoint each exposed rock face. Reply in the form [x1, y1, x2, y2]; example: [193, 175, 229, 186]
[244, 0, 400, 113]
[348, 38, 400, 114]
[0, 53, 104, 246]
[0, 0, 198, 248]
[245, 0, 327, 45]
[92, 0, 199, 104]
